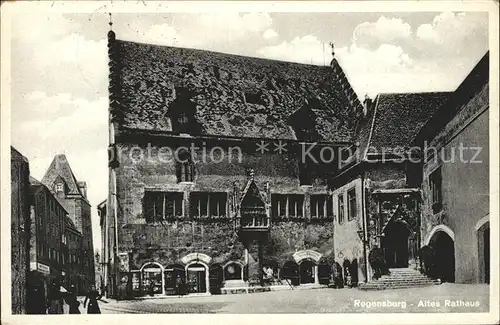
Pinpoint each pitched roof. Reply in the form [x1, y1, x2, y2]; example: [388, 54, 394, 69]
[108, 33, 363, 143]
[357, 91, 452, 157]
[41, 154, 85, 197]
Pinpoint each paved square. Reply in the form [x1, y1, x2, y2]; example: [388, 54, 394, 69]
[96, 284, 489, 314]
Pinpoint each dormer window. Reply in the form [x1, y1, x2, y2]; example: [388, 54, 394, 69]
[244, 91, 267, 106]
[55, 183, 64, 193]
[169, 87, 201, 135]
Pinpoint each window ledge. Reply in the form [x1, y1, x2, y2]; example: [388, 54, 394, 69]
[178, 181, 195, 185]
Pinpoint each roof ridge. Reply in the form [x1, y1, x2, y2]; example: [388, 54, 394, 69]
[115, 38, 334, 69]
[362, 94, 380, 160]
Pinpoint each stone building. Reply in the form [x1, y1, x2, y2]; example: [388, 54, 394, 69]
[330, 91, 452, 284]
[414, 52, 489, 284]
[105, 31, 363, 297]
[41, 154, 95, 290]
[28, 177, 69, 296]
[11, 147, 30, 314]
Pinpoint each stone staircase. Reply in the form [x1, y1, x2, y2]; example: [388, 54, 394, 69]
[359, 268, 441, 291]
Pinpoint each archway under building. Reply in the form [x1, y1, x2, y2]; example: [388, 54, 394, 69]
[299, 260, 316, 284]
[382, 220, 411, 268]
[429, 231, 455, 283]
[186, 262, 209, 294]
[140, 262, 165, 295]
[476, 217, 490, 284]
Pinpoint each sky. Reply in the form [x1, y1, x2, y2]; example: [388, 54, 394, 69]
[9, 8, 489, 251]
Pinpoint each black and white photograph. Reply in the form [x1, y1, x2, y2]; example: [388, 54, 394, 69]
[1, 1, 498, 324]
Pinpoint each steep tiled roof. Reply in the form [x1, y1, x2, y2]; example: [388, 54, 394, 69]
[41, 154, 84, 197]
[358, 92, 452, 156]
[109, 33, 363, 142]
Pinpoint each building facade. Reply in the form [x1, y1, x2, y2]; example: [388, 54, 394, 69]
[105, 31, 363, 297]
[415, 52, 489, 284]
[11, 147, 31, 314]
[64, 214, 85, 293]
[28, 177, 68, 296]
[330, 91, 453, 284]
[41, 154, 95, 290]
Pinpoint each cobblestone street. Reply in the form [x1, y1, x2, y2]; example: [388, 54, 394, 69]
[94, 284, 489, 314]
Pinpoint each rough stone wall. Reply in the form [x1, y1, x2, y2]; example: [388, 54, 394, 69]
[113, 139, 334, 272]
[421, 84, 489, 283]
[11, 151, 30, 314]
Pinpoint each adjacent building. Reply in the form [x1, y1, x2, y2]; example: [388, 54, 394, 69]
[28, 177, 67, 294]
[11, 147, 31, 314]
[415, 52, 489, 284]
[41, 154, 95, 290]
[105, 31, 363, 297]
[330, 91, 452, 283]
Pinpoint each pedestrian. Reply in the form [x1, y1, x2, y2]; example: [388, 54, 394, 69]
[64, 285, 81, 314]
[83, 285, 101, 314]
[175, 275, 182, 296]
[149, 280, 155, 297]
[46, 279, 64, 314]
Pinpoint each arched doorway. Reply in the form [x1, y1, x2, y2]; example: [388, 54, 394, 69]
[382, 220, 411, 268]
[430, 231, 455, 283]
[140, 262, 164, 295]
[299, 260, 315, 284]
[186, 262, 208, 294]
[282, 261, 299, 286]
[476, 218, 490, 284]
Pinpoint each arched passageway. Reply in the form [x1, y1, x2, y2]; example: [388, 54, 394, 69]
[382, 220, 411, 268]
[476, 219, 490, 284]
[186, 262, 208, 294]
[430, 231, 455, 283]
[141, 262, 164, 295]
[299, 259, 316, 284]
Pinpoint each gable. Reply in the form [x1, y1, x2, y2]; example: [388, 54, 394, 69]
[240, 181, 266, 209]
[41, 154, 83, 197]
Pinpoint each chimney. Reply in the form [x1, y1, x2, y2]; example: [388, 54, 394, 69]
[363, 94, 374, 117]
[77, 181, 87, 198]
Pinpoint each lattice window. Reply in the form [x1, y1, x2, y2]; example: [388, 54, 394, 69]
[143, 191, 184, 222]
